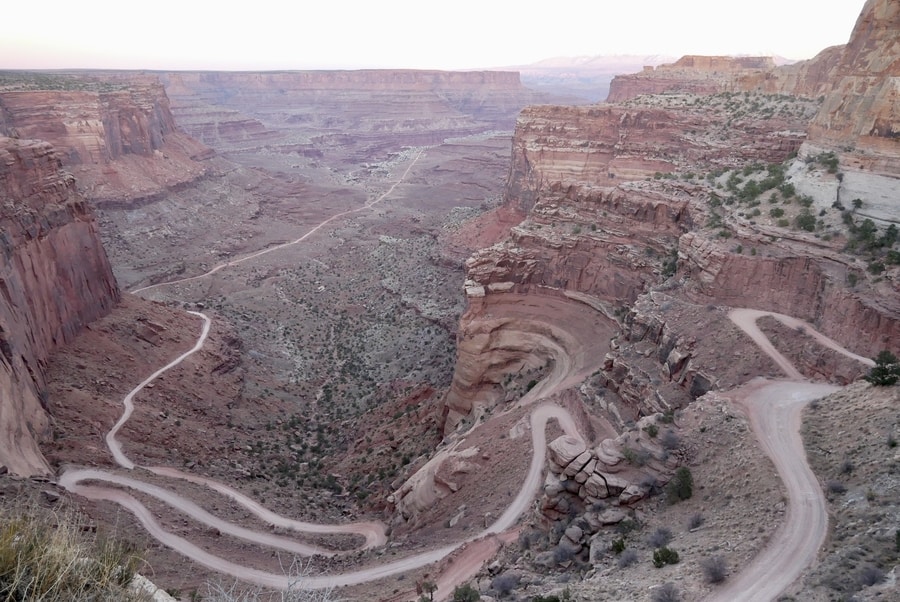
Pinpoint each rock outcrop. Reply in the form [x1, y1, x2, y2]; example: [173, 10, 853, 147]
[606, 56, 777, 102]
[0, 137, 119, 475]
[607, 50, 847, 103]
[0, 75, 212, 206]
[800, 0, 900, 224]
[443, 90, 821, 428]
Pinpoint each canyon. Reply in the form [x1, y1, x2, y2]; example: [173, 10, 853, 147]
[0, 0, 898, 600]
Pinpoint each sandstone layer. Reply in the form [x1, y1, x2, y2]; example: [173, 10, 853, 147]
[0, 74, 212, 206]
[606, 56, 778, 102]
[0, 136, 119, 475]
[158, 70, 552, 159]
[800, 0, 900, 226]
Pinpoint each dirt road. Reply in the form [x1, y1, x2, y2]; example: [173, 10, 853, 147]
[705, 310, 873, 601]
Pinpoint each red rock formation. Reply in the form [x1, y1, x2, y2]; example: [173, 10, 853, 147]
[606, 50, 845, 103]
[805, 0, 900, 176]
[679, 232, 900, 352]
[0, 136, 119, 475]
[0, 76, 212, 206]
[607, 56, 777, 102]
[507, 103, 808, 215]
[445, 5, 899, 429]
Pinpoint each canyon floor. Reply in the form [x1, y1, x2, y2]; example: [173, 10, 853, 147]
[2, 59, 897, 600]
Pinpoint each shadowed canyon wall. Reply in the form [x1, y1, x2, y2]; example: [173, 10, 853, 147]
[0, 137, 119, 475]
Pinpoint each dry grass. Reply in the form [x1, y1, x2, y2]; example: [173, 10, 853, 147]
[0, 502, 146, 601]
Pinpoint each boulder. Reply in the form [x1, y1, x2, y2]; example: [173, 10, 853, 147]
[548, 436, 587, 470]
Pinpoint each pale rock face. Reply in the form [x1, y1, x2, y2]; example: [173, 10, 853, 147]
[803, 0, 900, 219]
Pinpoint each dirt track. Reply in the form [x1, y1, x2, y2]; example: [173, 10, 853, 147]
[704, 310, 874, 601]
[57, 154, 876, 599]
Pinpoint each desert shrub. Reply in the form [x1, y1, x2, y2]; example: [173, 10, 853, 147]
[651, 582, 680, 602]
[826, 480, 847, 495]
[701, 555, 728, 584]
[644, 424, 659, 438]
[661, 429, 680, 450]
[616, 518, 641, 536]
[687, 513, 705, 530]
[491, 573, 520, 597]
[617, 549, 639, 568]
[857, 565, 885, 587]
[865, 351, 900, 386]
[453, 583, 481, 602]
[611, 538, 626, 555]
[652, 547, 680, 568]
[647, 527, 673, 549]
[795, 210, 816, 232]
[667, 467, 693, 503]
[519, 529, 542, 551]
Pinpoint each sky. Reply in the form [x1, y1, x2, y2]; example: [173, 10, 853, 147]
[1, 0, 868, 71]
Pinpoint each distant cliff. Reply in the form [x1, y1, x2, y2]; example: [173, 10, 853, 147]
[606, 51, 844, 103]
[0, 136, 119, 475]
[0, 75, 212, 206]
[606, 55, 779, 102]
[158, 70, 555, 157]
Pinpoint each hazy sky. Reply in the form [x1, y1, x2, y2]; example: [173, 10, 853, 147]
[3, 0, 867, 71]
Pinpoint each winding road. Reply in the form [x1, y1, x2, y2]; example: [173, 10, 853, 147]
[58, 146, 876, 599]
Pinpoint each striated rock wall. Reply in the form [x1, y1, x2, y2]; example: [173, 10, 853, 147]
[607, 50, 844, 103]
[0, 76, 212, 205]
[507, 103, 807, 214]
[158, 70, 552, 157]
[679, 232, 900, 353]
[805, 0, 900, 178]
[607, 55, 778, 102]
[0, 137, 119, 475]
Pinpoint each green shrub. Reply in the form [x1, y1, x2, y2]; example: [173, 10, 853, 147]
[453, 583, 481, 602]
[667, 467, 693, 503]
[652, 547, 680, 568]
[865, 350, 900, 386]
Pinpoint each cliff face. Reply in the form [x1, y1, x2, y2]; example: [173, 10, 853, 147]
[158, 70, 553, 157]
[607, 51, 844, 103]
[444, 5, 900, 431]
[508, 103, 808, 214]
[607, 55, 778, 102]
[0, 76, 212, 206]
[805, 0, 899, 177]
[0, 136, 119, 475]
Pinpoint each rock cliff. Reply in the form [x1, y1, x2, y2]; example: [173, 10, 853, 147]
[0, 74, 212, 206]
[606, 56, 778, 102]
[157, 70, 553, 158]
[607, 50, 845, 103]
[804, 0, 899, 194]
[0, 136, 119, 475]
[443, 91, 824, 428]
